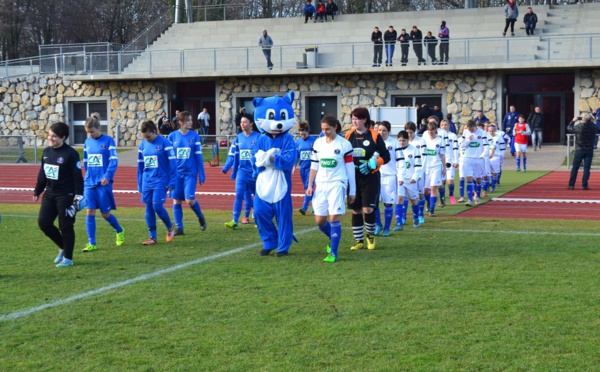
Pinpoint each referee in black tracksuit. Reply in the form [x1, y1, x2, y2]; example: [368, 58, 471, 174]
[33, 122, 83, 268]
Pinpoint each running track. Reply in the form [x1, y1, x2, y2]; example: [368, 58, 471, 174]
[0, 164, 307, 210]
[3, 166, 600, 220]
[459, 171, 600, 220]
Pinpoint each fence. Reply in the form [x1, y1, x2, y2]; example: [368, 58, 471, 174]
[15, 34, 600, 77]
[0, 135, 38, 164]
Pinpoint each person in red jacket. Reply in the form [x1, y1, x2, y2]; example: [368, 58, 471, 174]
[314, 0, 325, 22]
[513, 114, 531, 172]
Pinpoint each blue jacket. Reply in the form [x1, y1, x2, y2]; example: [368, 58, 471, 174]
[303, 4, 316, 13]
[502, 111, 520, 133]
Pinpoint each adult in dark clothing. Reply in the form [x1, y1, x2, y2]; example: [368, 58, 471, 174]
[432, 105, 444, 123]
[397, 28, 411, 66]
[424, 31, 438, 65]
[417, 104, 433, 125]
[325, 0, 338, 22]
[410, 25, 426, 65]
[158, 112, 170, 134]
[528, 106, 544, 150]
[446, 113, 457, 134]
[383, 25, 397, 67]
[371, 27, 383, 67]
[438, 20, 450, 64]
[568, 114, 596, 190]
[524, 7, 538, 36]
[502, 105, 520, 156]
[593, 103, 600, 149]
[34, 122, 84, 268]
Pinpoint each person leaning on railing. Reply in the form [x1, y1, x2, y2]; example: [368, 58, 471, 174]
[567, 114, 596, 190]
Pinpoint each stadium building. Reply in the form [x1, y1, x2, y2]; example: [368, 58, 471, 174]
[0, 3, 599, 147]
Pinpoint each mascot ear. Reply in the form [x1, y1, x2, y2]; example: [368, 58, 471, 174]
[283, 91, 295, 105]
[253, 97, 264, 108]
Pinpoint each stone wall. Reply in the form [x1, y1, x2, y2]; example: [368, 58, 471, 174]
[217, 71, 499, 135]
[0, 74, 165, 147]
[578, 69, 600, 114]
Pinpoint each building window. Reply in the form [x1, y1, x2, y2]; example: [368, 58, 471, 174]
[70, 101, 108, 145]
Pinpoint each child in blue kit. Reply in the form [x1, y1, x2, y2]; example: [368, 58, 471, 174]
[222, 113, 260, 229]
[137, 120, 178, 245]
[293, 121, 316, 215]
[168, 111, 207, 235]
[82, 113, 124, 252]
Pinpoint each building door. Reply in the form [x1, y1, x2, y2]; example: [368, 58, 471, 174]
[541, 95, 566, 144]
[307, 96, 337, 134]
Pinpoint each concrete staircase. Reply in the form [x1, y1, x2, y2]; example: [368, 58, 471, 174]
[122, 3, 600, 74]
[535, 3, 600, 60]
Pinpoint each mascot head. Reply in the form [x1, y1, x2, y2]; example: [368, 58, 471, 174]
[253, 91, 297, 135]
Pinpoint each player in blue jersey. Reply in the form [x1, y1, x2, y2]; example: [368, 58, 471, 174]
[81, 114, 124, 252]
[168, 111, 207, 235]
[293, 121, 317, 215]
[137, 120, 178, 245]
[222, 113, 261, 229]
[222, 138, 254, 224]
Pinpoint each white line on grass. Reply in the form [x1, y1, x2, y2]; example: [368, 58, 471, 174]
[0, 187, 307, 197]
[0, 226, 319, 323]
[491, 197, 600, 204]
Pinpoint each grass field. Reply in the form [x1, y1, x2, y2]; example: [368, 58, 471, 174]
[1, 171, 599, 370]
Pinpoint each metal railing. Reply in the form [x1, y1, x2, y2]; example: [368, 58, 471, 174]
[0, 135, 38, 164]
[565, 133, 600, 169]
[189, 3, 255, 22]
[1, 34, 599, 78]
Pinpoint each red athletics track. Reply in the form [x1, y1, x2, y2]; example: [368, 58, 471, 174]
[0, 164, 308, 210]
[459, 171, 600, 220]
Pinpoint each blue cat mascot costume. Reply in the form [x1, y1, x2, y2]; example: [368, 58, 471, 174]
[252, 91, 298, 257]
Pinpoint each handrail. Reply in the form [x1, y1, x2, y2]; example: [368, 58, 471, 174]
[0, 33, 598, 78]
[121, 6, 175, 53]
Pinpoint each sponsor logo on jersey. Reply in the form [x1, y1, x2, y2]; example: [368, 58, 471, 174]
[88, 154, 103, 167]
[300, 150, 311, 160]
[57, 157, 64, 164]
[353, 148, 366, 158]
[363, 140, 370, 146]
[44, 164, 59, 180]
[320, 158, 337, 168]
[144, 155, 158, 168]
[177, 147, 191, 159]
[405, 161, 411, 169]
[469, 142, 480, 148]
[427, 149, 437, 156]
[240, 150, 252, 160]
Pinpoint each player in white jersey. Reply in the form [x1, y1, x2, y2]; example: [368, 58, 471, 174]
[405, 122, 428, 225]
[421, 121, 446, 217]
[440, 119, 459, 205]
[487, 123, 506, 193]
[374, 121, 401, 236]
[495, 127, 510, 186]
[307, 115, 356, 263]
[478, 122, 493, 198]
[460, 119, 489, 206]
[396, 130, 423, 228]
[422, 116, 450, 210]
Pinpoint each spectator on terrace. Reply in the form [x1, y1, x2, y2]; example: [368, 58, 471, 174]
[438, 20, 450, 64]
[503, 0, 519, 37]
[383, 25, 397, 66]
[397, 28, 410, 66]
[523, 7, 538, 36]
[258, 29, 274, 70]
[424, 31, 438, 65]
[371, 26, 383, 67]
[410, 25, 426, 65]
[325, 0, 338, 22]
[314, 0, 325, 22]
[303, 0, 316, 23]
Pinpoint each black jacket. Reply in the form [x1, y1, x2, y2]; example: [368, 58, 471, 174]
[371, 31, 383, 45]
[527, 112, 544, 130]
[410, 29, 423, 44]
[397, 32, 411, 45]
[35, 144, 84, 197]
[384, 30, 397, 44]
[568, 120, 596, 151]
